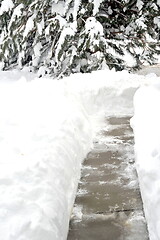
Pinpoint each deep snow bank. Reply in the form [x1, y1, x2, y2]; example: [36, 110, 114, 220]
[132, 75, 160, 240]
[0, 77, 93, 240]
[0, 69, 155, 240]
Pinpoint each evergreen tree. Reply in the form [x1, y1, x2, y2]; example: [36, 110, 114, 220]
[0, 0, 159, 77]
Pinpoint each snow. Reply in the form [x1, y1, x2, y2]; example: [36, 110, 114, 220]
[132, 74, 160, 240]
[0, 73, 92, 240]
[33, 42, 42, 67]
[136, 0, 144, 11]
[36, 19, 44, 36]
[157, 0, 160, 7]
[154, 17, 160, 28]
[8, 4, 23, 30]
[137, 64, 160, 77]
[23, 16, 35, 38]
[136, 16, 147, 29]
[55, 23, 76, 62]
[52, 1, 65, 16]
[93, 0, 103, 16]
[0, 0, 14, 15]
[0, 67, 160, 239]
[85, 17, 104, 37]
[73, 0, 81, 20]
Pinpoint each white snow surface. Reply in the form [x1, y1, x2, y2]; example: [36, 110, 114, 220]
[132, 73, 160, 240]
[23, 16, 35, 38]
[0, 0, 14, 15]
[0, 67, 159, 240]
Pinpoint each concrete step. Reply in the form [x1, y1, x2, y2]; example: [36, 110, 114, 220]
[67, 116, 149, 240]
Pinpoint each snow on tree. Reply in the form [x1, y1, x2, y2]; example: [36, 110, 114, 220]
[0, 0, 159, 77]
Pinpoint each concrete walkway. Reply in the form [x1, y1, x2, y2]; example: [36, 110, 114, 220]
[67, 116, 149, 240]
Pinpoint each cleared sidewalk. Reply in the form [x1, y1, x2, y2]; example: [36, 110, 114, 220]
[67, 116, 149, 240]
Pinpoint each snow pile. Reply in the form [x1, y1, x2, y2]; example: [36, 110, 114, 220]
[0, 77, 93, 240]
[132, 74, 160, 240]
[63, 69, 151, 117]
[0, 68, 157, 240]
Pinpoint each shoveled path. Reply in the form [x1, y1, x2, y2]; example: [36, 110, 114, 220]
[67, 116, 149, 240]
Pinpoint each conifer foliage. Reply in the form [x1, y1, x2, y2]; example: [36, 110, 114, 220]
[0, 0, 159, 77]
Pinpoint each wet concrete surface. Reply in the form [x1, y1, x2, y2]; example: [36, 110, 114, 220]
[67, 116, 149, 240]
